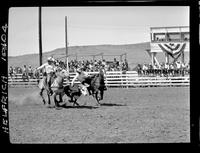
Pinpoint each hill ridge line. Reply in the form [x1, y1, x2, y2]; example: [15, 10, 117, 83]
[9, 42, 150, 58]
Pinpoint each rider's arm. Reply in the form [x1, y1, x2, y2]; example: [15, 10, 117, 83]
[37, 63, 46, 71]
[71, 73, 79, 86]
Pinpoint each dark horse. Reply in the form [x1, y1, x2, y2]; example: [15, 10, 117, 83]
[63, 69, 106, 106]
[90, 69, 105, 104]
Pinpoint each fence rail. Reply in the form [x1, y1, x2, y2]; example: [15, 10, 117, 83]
[8, 71, 190, 88]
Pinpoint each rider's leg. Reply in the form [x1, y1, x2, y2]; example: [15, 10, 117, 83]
[47, 74, 53, 95]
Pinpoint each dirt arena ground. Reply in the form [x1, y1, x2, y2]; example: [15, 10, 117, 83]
[8, 86, 190, 143]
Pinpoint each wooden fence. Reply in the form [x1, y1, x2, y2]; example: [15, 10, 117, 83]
[8, 71, 190, 88]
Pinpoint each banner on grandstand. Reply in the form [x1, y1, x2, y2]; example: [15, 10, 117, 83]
[158, 43, 186, 59]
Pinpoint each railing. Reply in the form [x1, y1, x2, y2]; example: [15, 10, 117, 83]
[8, 71, 190, 88]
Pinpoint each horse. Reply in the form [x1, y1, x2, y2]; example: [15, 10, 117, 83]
[89, 69, 105, 104]
[37, 68, 69, 108]
[63, 69, 106, 106]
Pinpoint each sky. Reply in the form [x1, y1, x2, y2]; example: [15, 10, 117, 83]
[8, 6, 189, 56]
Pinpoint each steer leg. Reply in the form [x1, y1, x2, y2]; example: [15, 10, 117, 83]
[73, 98, 79, 107]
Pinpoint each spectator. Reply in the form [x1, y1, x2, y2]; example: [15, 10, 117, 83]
[124, 59, 128, 70]
[9, 66, 14, 79]
[181, 62, 186, 76]
[136, 64, 142, 76]
[169, 63, 174, 76]
[33, 68, 40, 79]
[13, 67, 17, 77]
[22, 65, 29, 81]
[175, 61, 181, 76]
[164, 63, 169, 76]
[142, 64, 148, 76]
[28, 65, 33, 79]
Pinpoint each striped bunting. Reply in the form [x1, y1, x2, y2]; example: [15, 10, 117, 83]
[158, 43, 186, 58]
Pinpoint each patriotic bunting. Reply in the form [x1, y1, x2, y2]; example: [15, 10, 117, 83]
[158, 43, 186, 59]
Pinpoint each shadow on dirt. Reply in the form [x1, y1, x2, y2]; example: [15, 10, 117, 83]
[99, 103, 126, 107]
[54, 101, 127, 110]
[59, 104, 99, 109]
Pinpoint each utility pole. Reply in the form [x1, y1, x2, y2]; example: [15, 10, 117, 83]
[65, 16, 69, 71]
[39, 7, 42, 66]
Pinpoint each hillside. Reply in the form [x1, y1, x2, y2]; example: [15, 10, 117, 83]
[8, 42, 189, 69]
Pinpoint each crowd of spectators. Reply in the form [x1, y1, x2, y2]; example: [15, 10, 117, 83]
[8, 58, 129, 81]
[8, 58, 190, 82]
[136, 61, 190, 77]
[8, 65, 38, 81]
[67, 58, 129, 72]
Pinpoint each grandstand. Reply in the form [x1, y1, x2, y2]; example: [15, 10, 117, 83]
[147, 26, 189, 67]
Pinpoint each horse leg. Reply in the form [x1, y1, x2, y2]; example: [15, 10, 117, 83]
[53, 93, 59, 108]
[100, 89, 104, 100]
[39, 89, 46, 105]
[47, 91, 51, 106]
[95, 92, 101, 105]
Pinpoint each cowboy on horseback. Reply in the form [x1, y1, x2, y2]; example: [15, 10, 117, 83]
[36, 57, 56, 96]
[71, 67, 92, 96]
